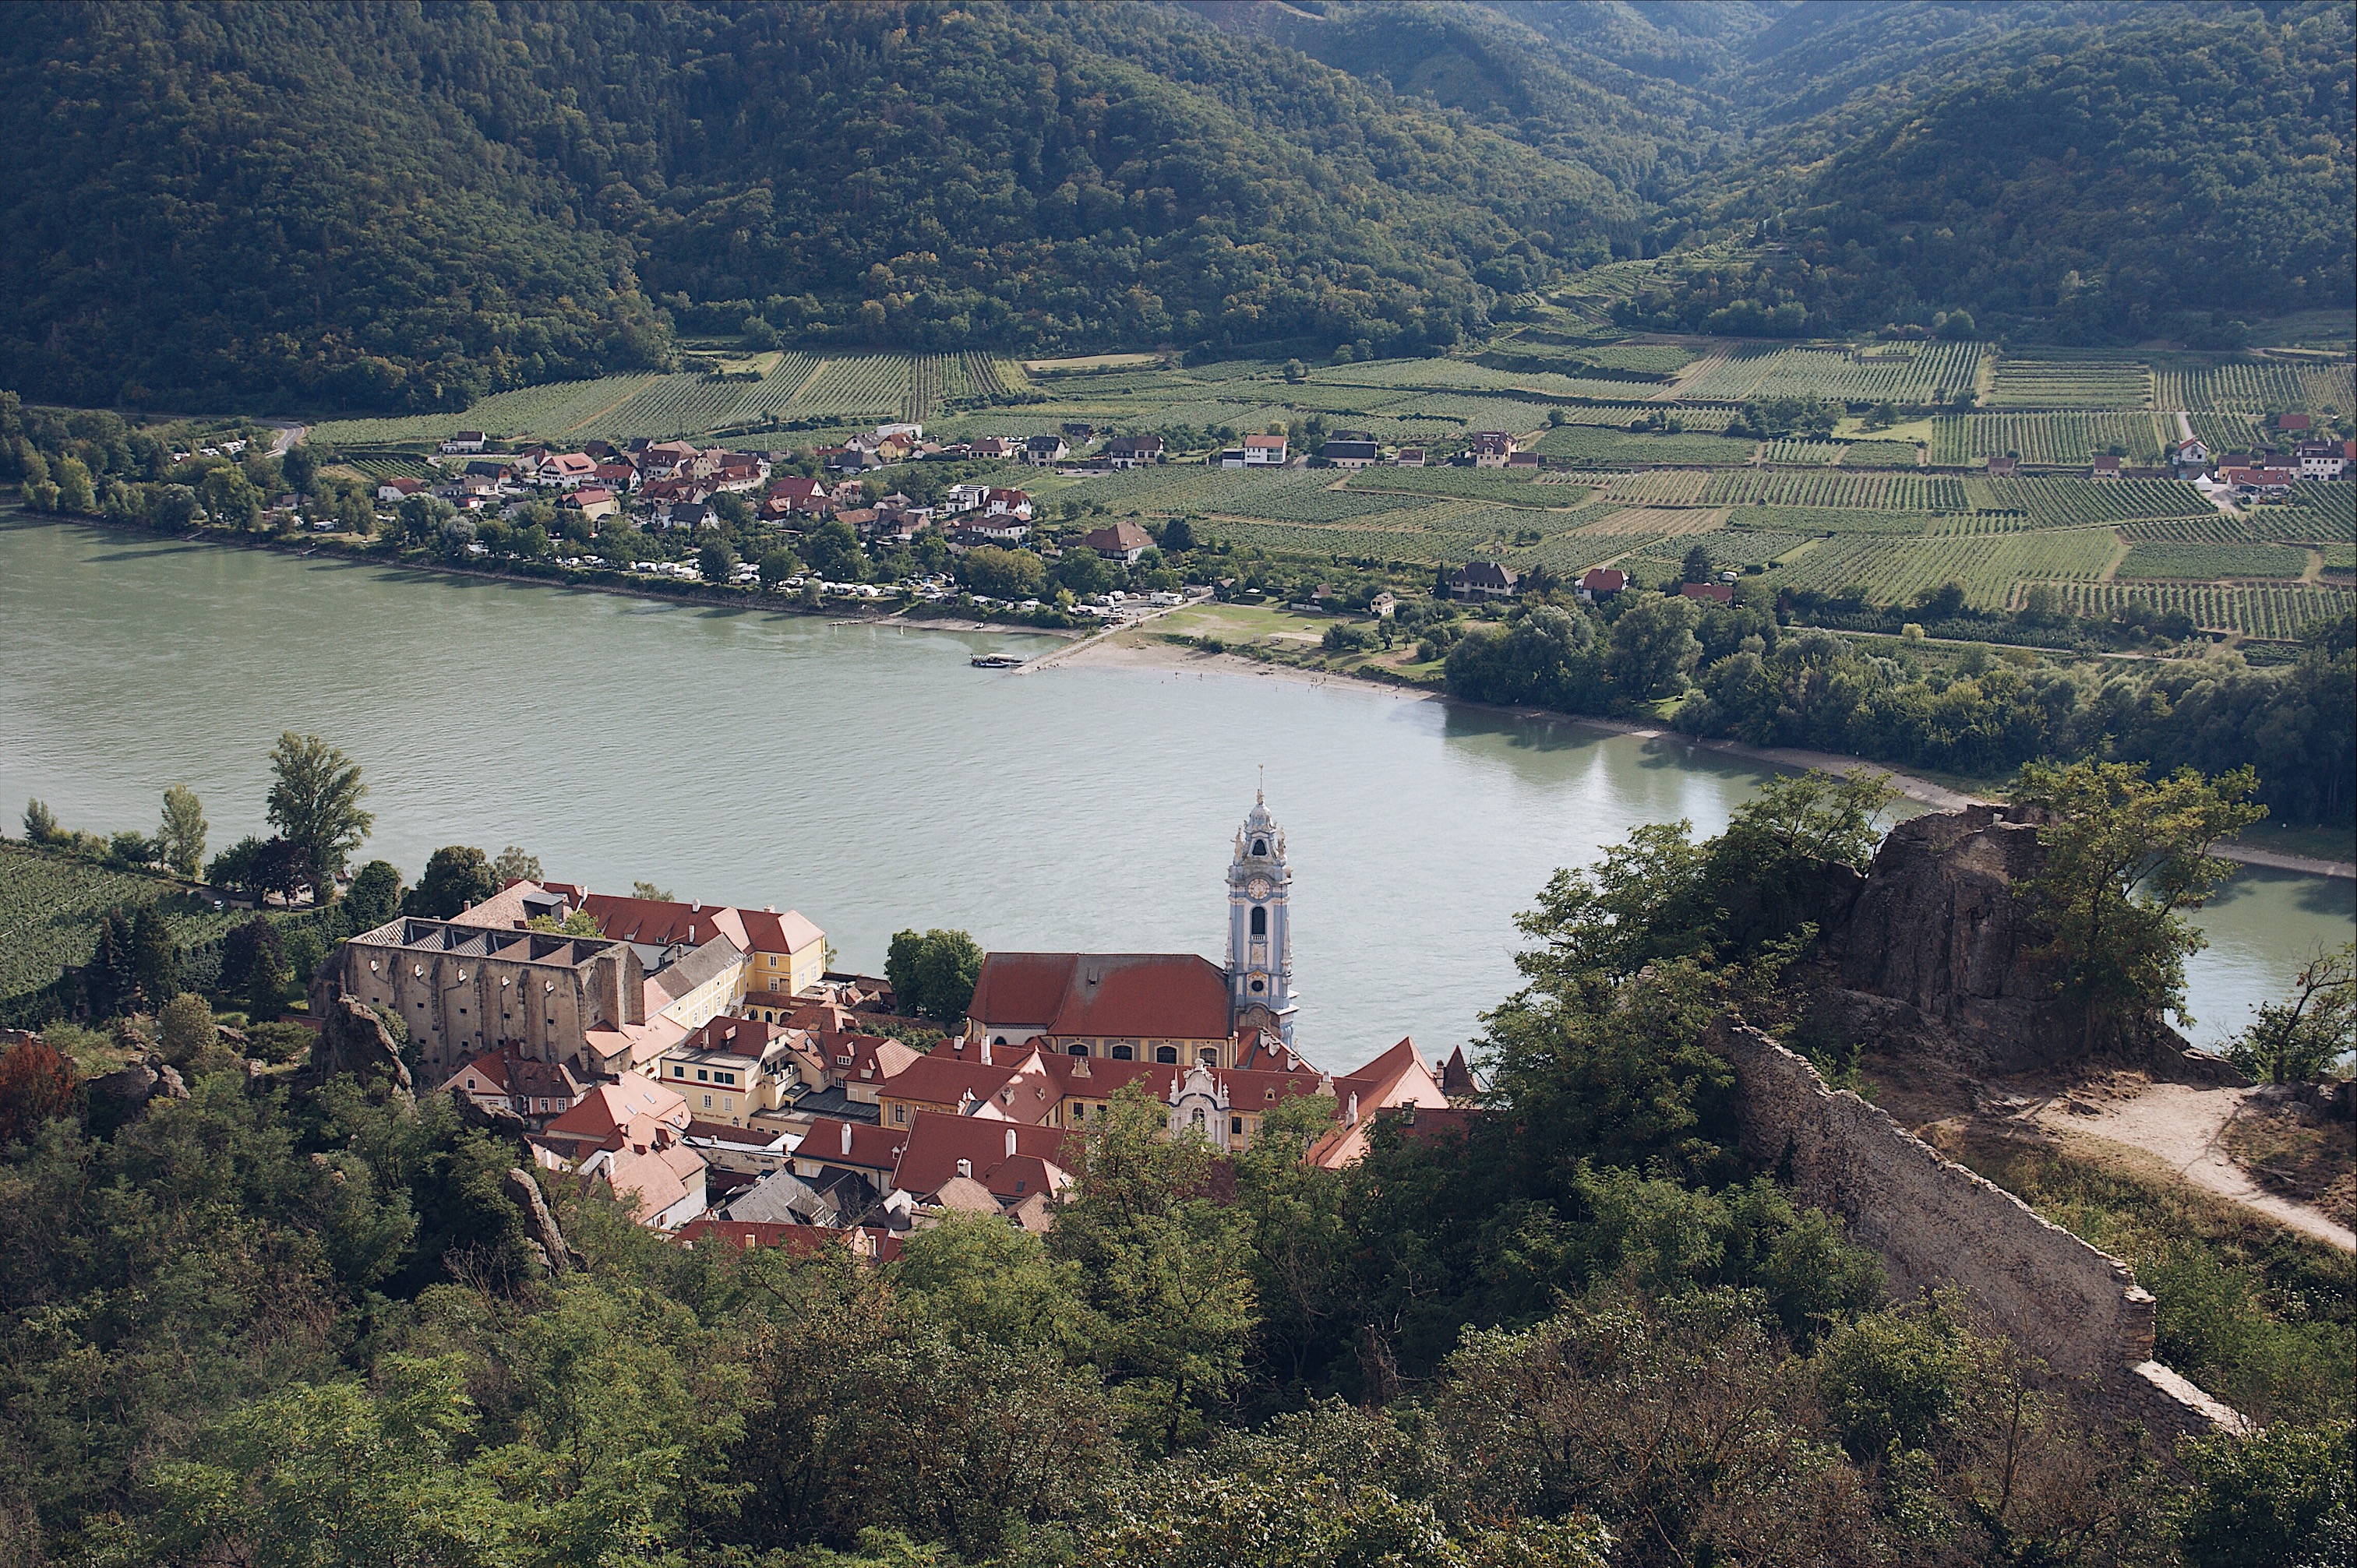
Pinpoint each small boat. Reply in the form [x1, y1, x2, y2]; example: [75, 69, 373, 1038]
[970, 654, 1025, 669]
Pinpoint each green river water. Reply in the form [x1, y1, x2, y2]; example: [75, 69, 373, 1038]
[3, 519, 2350, 1064]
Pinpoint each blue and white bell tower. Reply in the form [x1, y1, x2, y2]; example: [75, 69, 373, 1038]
[1226, 787, 1297, 1049]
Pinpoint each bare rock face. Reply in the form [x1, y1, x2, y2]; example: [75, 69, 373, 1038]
[309, 992, 414, 1094]
[506, 1168, 582, 1274]
[1828, 804, 2069, 1066]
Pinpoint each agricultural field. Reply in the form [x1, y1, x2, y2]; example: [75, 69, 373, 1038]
[2117, 542, 2311, 580]
[1678, 340, 1981, 403]
[2119, 515, 2266, 543]
[1597, 469, 1713, 505]
[2186, 412, 2268, 452]
[783, 355, 911, 423]
[1928, 413, 2169, 466]
[1972, 477, 2214, 527]
[1728, 506, 1944, 536]
[1760, 527, 2120, 611]
[312, 374, 665, 446]
[2059, 583, 2348, 640]
[2154, 361, 2355, 414]
[1342, 467, 1590, 507]
[1840, 439, 1922, 467]
[1984, 357, 2152, 409]
[1533, 425, 1759, 466]
[1316, 358, 1641, 403]
[1702, 471, 1969, 510]
[1759, 439, 1844, 465]
[1623, 529, 1812, 572]
[0, 844, 249, 1007]
[1549, 342, 1697, 377]
[2266, 484, 2356, 538]
[344, 454, 438, 480]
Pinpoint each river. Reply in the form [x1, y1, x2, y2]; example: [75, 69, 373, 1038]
[3, 519, 2350, 1064]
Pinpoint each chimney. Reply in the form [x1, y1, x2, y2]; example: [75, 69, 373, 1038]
[979, 1038, 992, 1066]
[1346, 1091, 1360, 1125]
[1005, 1128, 1018, 1160]
[956, 1158, 972, 1179]
[841, 1122, 852, 1157]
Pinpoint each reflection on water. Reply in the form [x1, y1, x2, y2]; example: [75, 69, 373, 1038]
[2, 518, 2350, 1062]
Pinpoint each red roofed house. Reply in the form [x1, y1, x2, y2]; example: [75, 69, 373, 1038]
[377, 477, 425, 502]
[965, 952, 1236, 1065]
[656, 1014, 803, 1126]
[461, 881, 827, 1003]
[441, 1049, 587, 1126]
[535, 452, 599, 489]
[1083, 520, 1155, 562]
[1466, 432, 1515, 467]
[1679, 582, 1734, 605]
[1240, 433, 1288, 466]
[2275, 413, 2311, 433]
[566, 486, 620, 521]
[2090, 453, 2122, 479]
[1578, 567, 1627, 601]
[887, 1111, 1075, 1230]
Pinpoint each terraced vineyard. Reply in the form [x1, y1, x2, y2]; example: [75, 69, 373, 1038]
[1973, 477, 2213, 526]
[2060, 583, 2347, 639]
[2118, 542, 2311, 580]
[1840, 440, 1921, 467]
[2154, 361, 2356, 414]
[1985, 358, 2152, 409]
[1678, 341, 1981, 403]
[1729, 506, 1942, 535]
[1599, 469, 1713, 505]
[715, 353, 821, 424]
[786, 355, 912, 423]
[2119, 515, 2266, 543]
[2186, 412, 2268, 451]
[2263, 484, 2357, 541]
[1928, 412, 2168, 465]
[312, 374, 664, 446]
[1702, 471, 1968, 510]
[1759, 439, 1844, 465]
[345, 454, 438, 480]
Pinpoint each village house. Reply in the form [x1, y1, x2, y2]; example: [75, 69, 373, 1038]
[2168, 438, 2211, 476]
[1083, 520, 1155, 562]
[532, 1070, 691, 1161]
[440, 1049, 588, 1125]
[2090, 453, 2122, 479]
[657, 1014, 804, 1126]
[377, 476, 425, 503]
[439, 432, 487, 454]
[1393, 448, 1427, 467]
[1985, 454, 2018, 477]
[1680, 581, 1735, 605]
[592, 460, 640, 492]
[1450, 560, 1521, 601]
[1466, 432, 1515, 467]
[1241, 432, 1288, 466]
[1578, 567, 1627, 601]
[2295, 440, 2350, 480]
[581, 1140, 709, 1231]
[951, 514, 1029, 549]
[1022, 435, 1069, 466]
[969, 435, 1018, 461]
[1103, 434, 1166, 468]
[1321, 434, 1381, 467]
[566, 486, 620, 522]
[535, 452, 599, 489]
[1507, 450, 1543, 470]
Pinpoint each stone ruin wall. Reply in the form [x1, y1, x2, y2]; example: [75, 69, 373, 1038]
[1718, 1023, 2244, 1441]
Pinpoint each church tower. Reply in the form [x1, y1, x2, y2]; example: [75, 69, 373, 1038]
[1226, 788, 1297, 1050]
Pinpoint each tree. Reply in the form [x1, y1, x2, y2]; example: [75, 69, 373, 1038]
[404, 846, 498, 919]
[960, 546, 1046, 599]
[1680, 543, 1713, 584]
[219, 917, 283, 999]
[2178, 1419, 2354, 1568]
[206, 836, 267, 899]
[157, 784, 206, 878]
[758, 548, 800, 588]
[253, 837, 312, 904]
[0, 1038, 79, 1144]
[342, 860, 404, 932]
[490, 845, 543, 885]
[2225, 943, 2355, 1083]
[22, 798, 59, 844]
[1052, 548, 1113, 597]
[157, 992, 219, 1066]
[804, 518, 865, 582]
[2012, 760, 2266, 1048]
[84, 908, 139, 1019]
[632, 880, 675, 902]
[1046, 1084, 1257, 1452]
[245, 934, 292, 1022]
[55, 454, 96, 514]
[1283, 358, 1308, 383]
[1604, 594, 1702, 699]
[1159, 517, 1195, 552]
[886, 928, 985, 1021]
[697, 540, 739, 582]
[265, 732, 373, 890]
[130, 904, 180, 1006]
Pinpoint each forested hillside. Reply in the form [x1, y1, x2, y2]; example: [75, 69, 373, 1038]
[0, 1, 2348, 416]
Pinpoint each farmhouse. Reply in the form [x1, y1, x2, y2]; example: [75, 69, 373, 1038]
[1450, 560, 1520, 600]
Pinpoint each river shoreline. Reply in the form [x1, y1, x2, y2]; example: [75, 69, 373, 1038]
[1052, 632, 2357, 879]
[19, 509, 2354, 880]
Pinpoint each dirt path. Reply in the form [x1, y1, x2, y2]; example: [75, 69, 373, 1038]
[2038, 1082, 2354, 1251]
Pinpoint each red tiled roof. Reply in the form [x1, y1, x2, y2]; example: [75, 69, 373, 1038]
[1083, 521, 1154, 552]
[1679, 582, 1734, 604]
[966, 952, 1232, 1040]
[800, 1115, 904, 1172]
[877, 1054, 1020, 1108]
[681, 1015, 787, 1058]
[891, 1111, 1075, 1196]
[1581, 568, 1627, 592]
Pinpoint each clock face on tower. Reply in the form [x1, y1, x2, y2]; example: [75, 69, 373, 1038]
[1247, 876, 1272, 900]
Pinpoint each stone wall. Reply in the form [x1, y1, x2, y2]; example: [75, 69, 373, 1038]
[1717, 1022, 2243, 1439]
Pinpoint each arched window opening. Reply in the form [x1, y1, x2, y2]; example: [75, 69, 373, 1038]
[1067, 1042, 1089, 1056]
[1250, 907, 1266, 936]
[1156, 1045, 1179, 1064]
[1111, 1045, 1134, 1061]
[1251, 839, 1266, 856]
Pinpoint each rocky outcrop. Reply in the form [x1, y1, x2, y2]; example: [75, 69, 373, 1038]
[307, 992, 413, 1093]
[506, 1168, 582, 1274]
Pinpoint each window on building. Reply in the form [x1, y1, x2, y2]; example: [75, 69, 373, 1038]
[1252, 838, 1266, 855]
[1231, 1116, 1244, 1136]
[702, 1095, 712, 1109]
[1251, 906, 1265, 936]
[1199, 1048, 1218, 1067]
[892, 1104, 907, 1125]
[1155, 1046, 1178, 1064]
[1111, 1045, 1133, 1061]
[1191, 1108, 1206, 1129]
[697, 1068, 708, 1081]
[1067, 1042, 1088, 1056]
[1251, 979, 1265, 993]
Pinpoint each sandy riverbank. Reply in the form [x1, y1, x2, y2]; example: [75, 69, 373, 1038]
[1051, 631, 2357, 878]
